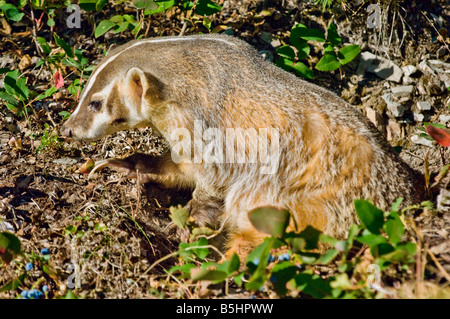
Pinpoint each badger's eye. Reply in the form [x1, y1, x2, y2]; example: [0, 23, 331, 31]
[89, 100, 102, 112]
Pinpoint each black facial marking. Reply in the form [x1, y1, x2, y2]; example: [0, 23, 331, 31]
[89, 100, 102, 112]
[112, 118, 126, 125]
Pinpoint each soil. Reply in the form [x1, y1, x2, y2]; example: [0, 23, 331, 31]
[0, 0, 449, 299]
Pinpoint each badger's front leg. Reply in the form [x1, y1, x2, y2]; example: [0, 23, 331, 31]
[90, 152, 225, 235]
[184, 187, 224, 229]
[90, 150, 193, 188]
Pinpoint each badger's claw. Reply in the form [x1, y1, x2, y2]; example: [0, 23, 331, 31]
[88, 153, 162, 179]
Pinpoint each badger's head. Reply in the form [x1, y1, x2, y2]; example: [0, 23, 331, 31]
[60, 51, 166, 141]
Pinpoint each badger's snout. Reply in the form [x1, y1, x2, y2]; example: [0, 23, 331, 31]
[60, 125, 72, 138]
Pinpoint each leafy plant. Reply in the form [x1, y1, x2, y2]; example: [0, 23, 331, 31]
[276, 22, 360, 79]
[36, 123, 63, 153]
[314, 0, 347, 11]
[0, 1, 25, 22]
[418, 123, 450, 147]
[94, 0, 223, 38]
[0, 232, 22, 265]
[169, 199, 422, 299]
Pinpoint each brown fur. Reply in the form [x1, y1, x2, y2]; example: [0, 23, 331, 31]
[61, 34, 425, 261]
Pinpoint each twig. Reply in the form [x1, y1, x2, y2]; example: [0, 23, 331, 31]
[421, 10, 450, 53]
[426, 249, 450, 283]
[29, 7, 43, 57]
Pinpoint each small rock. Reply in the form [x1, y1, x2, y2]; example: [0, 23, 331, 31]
[382, 93, 405, 117]
[0, 221, 14, 232]
[437, 189, 450, 212]
[436, 46, 448, 59]
[386, 119, 402, 141]
[417, 81, 428, 95]
[413, 113, 425, 122]
[260, 31, 273, 44]
[402, 65, 418, 85]
[418, 59, 450, 88]
[416, 101, 432, 111]
[365, 107, 385, 132]
[391, 85, 414, 97]
[418, 60, 435, 75]
[271, 38, 281, 48]
[402, 65, 418, 77]
[411, 134, 434, 147]
[53, 158, 79, 165]
[358, 51, 403, 83]
[439, 115, 450, 123]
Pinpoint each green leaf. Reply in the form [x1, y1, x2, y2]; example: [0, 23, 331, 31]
[315, 248, 339, 264]
[291, 39, 310, 60]
[289, 237, 306, 253]
[316, 53, 340, 71]
[391, 198, 403, 213]
[132, 0, 158, 10]
[95, 19, 116, 38]
[169, 263, 196, 276]
[216, 253, 240, 275]
[178, 237, 209, 261]
[291, 62, 314, 79]
[354, 199, 384, 235]
[202, 17, 211, 30]
[246, 237, 272, 270]
[276, 45, 296, 60]
[0, 273, 27, 292]
[47, 18, 55, 27]
[424, 122, 448, 129]
[298, 226, 322, 250]
[37, 37, 51, 55]
[35, 86, 58, 101]
[59, 111, 71, 120]
[4, 70, 29, 101]
[396, 242, 416, 256]
[270, 261, 298, 295]
[78, 0, 97, 11]
[327, 22, 341, 46]
[370, 243, 395, 257]
[245, 237, 283, 291]
[113, 21, 129, 33]
[356, 233, 388, 246]
[195, 0, 222, 16]
[384, 212, 405, 244]
[330, 273, 352, 290]
[291, 23, 326, 42]
[54, 34, 74, 58]
[62, 57, 82, 70]
[0, 3, 25, 21]
[287, 271, 332, 299]
[0, 90, 18, 104]
[248, 207, 290, 237]
[0, 232, 22, 264]
[337, 45, 361, 65]
[96, 0, 108, 11]
[169, 205, 189, 229]
[144, 0, 175, 15]
[191, 268, 228, 282]
[64, 225, 77, 237]
[191, 226, 215, 238]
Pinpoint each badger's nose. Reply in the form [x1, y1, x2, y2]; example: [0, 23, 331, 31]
[60, 125, 72, 138]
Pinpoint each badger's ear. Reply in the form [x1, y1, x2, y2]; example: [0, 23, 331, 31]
[105, 43, 118, 56]
[125, 67, 165, 105]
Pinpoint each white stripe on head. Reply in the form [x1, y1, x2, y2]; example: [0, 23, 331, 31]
[72, 36, 236, 117]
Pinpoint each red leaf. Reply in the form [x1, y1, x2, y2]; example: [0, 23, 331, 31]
[78, 159, 95, 175]
[53, 70, 64, 89]
[426, 125, 450, 147]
